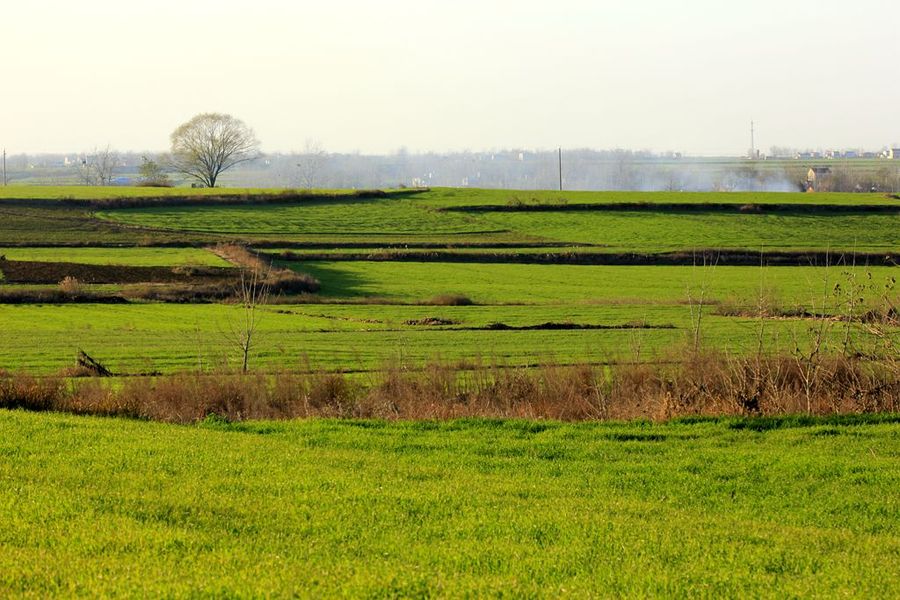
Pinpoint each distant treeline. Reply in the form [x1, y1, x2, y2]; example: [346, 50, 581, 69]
[5, 149, 900, 192]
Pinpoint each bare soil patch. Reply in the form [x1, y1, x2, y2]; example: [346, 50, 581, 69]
[0, 258, 230, 285]
[273, 249, 900, 267]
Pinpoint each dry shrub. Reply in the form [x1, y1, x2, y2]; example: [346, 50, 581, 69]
[59, 276, 82, 295]
[0, 372, 66, 412]
[212, 244, 269, 271]
[426, 294, 474, 306]
[0, 288, 124, 304]
[265, 269, 320, 295]
[212, 244, 320, 296]
[4, 349, 898, 424]
[122, 282, 234, 303]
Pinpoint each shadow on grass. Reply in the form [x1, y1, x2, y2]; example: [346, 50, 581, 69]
[666, 413, 900, 431]
[281, 262, 374, 298]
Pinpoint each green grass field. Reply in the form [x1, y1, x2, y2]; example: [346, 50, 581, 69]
[91, 188, 900, 250]
[415, 188, 900, 207]
[0, 299, 874, 374]
[476, 210, 900, 251]
[1, 185, 898, 596]
[4, 260, 892, 375]
[0, 302, 734, 373]
[97, 198, 505, 237]
[2, 410, 898, 597]
[0, 186, 897, 375]
[292, 261, 894, 305]
[0, 185, 353, 200]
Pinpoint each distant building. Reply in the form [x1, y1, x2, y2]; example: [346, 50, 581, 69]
[889, 148, 900, 160]
[806, 167, 832, 192]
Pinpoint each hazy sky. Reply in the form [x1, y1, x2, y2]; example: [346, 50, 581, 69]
[4, 0, 899, 155]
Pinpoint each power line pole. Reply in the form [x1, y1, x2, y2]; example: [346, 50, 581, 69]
[2, 149, 7, 186]
[558, 147, 563, 191]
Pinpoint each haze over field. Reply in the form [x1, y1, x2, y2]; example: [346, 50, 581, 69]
[4, 0, 899, 155]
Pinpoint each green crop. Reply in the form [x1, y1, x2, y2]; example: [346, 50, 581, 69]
[1, 410, 898, 597]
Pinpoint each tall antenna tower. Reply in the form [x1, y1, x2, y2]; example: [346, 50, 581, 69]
[558, 147, 563, 191]
[750, 120, 756, 160]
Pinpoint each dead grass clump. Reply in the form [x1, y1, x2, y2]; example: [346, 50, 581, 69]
[0, 288, 125, 304]
[0, 372, 66, 412]
[59, 276, 82, 295]
[122, 282, 234, 303]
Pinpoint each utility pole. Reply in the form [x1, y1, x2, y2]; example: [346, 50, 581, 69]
[558, 147, 563, 191]
[2, 149, 7, 186]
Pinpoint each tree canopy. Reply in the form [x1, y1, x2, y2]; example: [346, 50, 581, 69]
[169, 113, 260, 188]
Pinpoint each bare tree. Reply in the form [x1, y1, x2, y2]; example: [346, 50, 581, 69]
[225, 265, 270, 373]
[169, 113, 261, 188]
[80, 145, 118, 185]
[295, 139, 327, 189]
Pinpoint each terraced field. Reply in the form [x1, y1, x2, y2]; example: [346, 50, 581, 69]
[0, 186, 896, 376]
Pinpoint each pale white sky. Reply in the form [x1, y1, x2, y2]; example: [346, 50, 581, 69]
[3, 0, 899, 155]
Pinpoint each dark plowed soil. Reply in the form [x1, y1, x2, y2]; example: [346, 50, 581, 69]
[273, 250, 900, 267]
[478, 322, 675, 331]
[401, 321, 675, 331]
[405, 317, 460, 326]
[0, 259, 232, 285]
[440, 201, 900, 214]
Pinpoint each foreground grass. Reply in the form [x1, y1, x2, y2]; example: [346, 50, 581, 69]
[1, 410, 898, 596]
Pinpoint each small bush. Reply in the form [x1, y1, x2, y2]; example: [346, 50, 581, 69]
[427, 294, 474, 306]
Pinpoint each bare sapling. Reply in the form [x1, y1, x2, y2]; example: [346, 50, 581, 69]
[791, 254, 835, 414]
[686, 252, 719, 353]
[224, 264, 271, 373]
